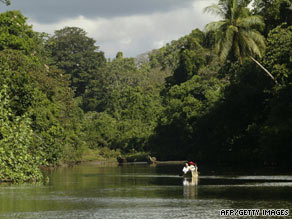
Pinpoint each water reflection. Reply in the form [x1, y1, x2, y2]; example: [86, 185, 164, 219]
[183, 176, 198, 199]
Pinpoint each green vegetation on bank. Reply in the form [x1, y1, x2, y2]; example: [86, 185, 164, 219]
[0, 0, 292, 182]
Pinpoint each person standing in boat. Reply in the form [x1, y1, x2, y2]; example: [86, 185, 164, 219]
[189, 161, 195, 169]
[189, 161, 198, 177]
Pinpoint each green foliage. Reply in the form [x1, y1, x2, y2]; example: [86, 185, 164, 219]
[46, 27, 106, 102]
[0, 11, 39, 54]
[0, 11, 86, 182]
[260, 84, 292, 164]
[149, 29, 207, 72]
[83, 86, 162, 153]
[0, 49, 71, 165]
[0, 85, 43, 183]
[83, 112, 118, 149]
[85, 54, 142, 112]
[168, 33, 207, 86]
[150, 74, 224, 160]
[81, 147, 121, 162]
[258, 24, 292, 164]
[252, 0, 292, 35]
[124, 151, 150, 162]
[264, 24, 292, 83]
[1, 0, 292, 182]
[81, 52, 164, 154]
[194, 61, 273, 163]
[149, 37, 186, 71]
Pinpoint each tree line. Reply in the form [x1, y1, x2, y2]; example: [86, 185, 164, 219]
[0, 0, 291, 182]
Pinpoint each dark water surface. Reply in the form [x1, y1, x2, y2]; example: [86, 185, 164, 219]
[1, 163, 292, 218]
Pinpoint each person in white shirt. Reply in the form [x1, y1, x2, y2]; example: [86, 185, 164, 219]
[182, 162, 190, 175]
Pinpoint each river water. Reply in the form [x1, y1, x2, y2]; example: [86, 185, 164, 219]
[1, 163, 292, 218]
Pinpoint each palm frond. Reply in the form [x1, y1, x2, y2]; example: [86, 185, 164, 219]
[243, 30, 266, 55]
[247, 30, 265, 48]
[204, 4, 225, 18]
[233, 37, 242, 63]
[237, 16, 265, 29]
[215, 38, 222, 54]
[204, 21, 226, 33]
[219, 27, 235, 61]
[248, 39, 262, 57]
[240, 30, 263, 58]
[203, 0, 267, 66]
[220, 40, 233, 61]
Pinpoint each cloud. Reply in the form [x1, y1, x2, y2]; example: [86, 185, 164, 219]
[3, 0, 195, 23]
[29, 0, 218, 58]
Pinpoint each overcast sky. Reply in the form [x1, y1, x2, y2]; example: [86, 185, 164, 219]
[1, 0, 218, 58]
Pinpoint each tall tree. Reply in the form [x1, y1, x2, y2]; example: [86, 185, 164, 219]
[46, 27, 106, 99]
[0, 11, 40, 55]
[204, 0, 276, 81]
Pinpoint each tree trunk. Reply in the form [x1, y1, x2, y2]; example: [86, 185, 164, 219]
[249, 56, 277, 83]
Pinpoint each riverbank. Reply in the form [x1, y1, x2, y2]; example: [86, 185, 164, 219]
[77, 148, 187, 165]
[77, 148, 151, 164]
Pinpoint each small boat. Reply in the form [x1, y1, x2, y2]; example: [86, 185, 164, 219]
[147, 156, 187, 165]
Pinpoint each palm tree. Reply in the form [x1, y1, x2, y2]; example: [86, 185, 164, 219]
[204, 0, 275, 81]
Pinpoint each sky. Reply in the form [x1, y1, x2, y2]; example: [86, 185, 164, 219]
[1, 0, 218, 58]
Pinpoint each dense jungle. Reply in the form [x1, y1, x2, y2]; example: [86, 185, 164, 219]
[0, 0, 291, 182]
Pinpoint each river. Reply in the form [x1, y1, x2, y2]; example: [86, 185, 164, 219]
[1, 163, 292, 218]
